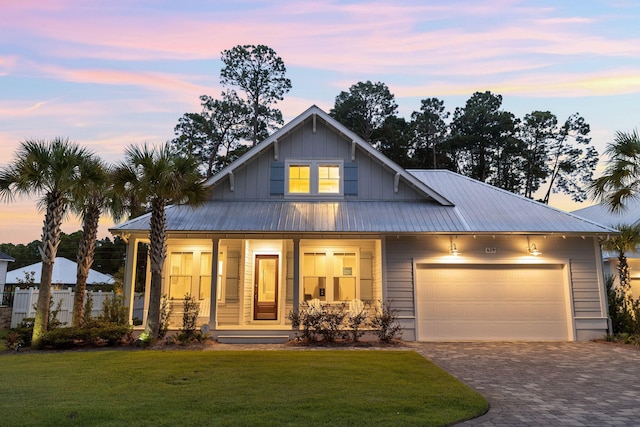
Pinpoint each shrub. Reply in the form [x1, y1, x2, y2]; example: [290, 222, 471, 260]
[48, 298, 66, 330]
[100, 294, 128, 326]
[181, 294, 200, 336]
[83, 294, 94, 326]
[318, 304, 347, 343]
[288, 299, 347, 343]
[169, 294, 209, 345]
[346, 299, 369, 342]
[370, 301, 402, 343]
[40, 323, 133, 349]
[158, 294, 172, 339]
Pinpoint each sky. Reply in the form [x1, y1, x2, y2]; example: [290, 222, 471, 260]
[1, 0, 639, 244]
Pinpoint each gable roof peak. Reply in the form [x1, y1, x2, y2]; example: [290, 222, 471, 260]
[205, 105, 453, 206]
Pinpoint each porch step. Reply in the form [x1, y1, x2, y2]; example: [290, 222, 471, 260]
[216, 334, 291, 344]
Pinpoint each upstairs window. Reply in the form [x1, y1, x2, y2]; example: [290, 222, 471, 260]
[288, 165, 310, 193]
[286, 160, 342, 196]
[318, 165, 340, 194]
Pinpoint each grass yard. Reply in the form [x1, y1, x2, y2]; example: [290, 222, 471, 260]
[0, 349, 487, 426]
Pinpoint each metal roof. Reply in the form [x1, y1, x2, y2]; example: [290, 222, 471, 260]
[111, 200, 468, 234]
[408, 170, 615, 234]
[572, 198, 640, 228]
[111, 172, 615, 235]
[0, 251, 14, 262]
[6, 257, 114, 284]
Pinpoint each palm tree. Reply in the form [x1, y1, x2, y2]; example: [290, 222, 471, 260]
[601, 224, 640, 295]
[112, 142, 208, 338]
[69, 156, 116, 327]
[590, 129, 640, 211]
[0, 138, 93, 347]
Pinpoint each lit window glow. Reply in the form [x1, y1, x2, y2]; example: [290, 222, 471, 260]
[319, 165, 340, 193]
[289, 165, 310, 193]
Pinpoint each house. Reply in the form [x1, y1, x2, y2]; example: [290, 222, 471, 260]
[573, 201, 640, 295]
[5, 257, 115, 287]
[110, 105, 614, 342]
[0, 251, 15, 305]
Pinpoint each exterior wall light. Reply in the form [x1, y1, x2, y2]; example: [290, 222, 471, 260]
[528, 243, 541, 256]
[449, 237, 459, 256]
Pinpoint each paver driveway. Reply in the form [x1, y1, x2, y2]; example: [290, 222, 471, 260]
[412, 341, 640, 426]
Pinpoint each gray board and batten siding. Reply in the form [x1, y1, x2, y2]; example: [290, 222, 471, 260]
[211, 117, 428, 202]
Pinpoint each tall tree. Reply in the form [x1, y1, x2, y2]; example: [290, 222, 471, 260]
[220, 44, 292, 146]
[411, 98, 450, 169]
[448, 91, 518, 185]
[172, 91, 250, 177]
[330, 81, 398, 144]
[590, 129, 640, 211]
[519, 111, 557, 199]
[541, 113, 597, 204]
[69, 156, 116, 327]
[0, 138, 92, 347]
[375, 116, 413, 168]
[112, 143, 209, 338]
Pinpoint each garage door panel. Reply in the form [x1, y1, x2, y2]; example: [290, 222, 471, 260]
[416, 264, 569, 341]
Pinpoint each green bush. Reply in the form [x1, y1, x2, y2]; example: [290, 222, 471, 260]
[100, 294, 129, 326]
[370, 301, 402, 343]
[6, 318, 35, 348]
[158, 294, 172, 339]
[289, 299, 392, 344]
[40, 322, 133, 349]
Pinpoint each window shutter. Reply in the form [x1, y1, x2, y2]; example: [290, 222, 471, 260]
[344, 162, 358, 195]
[270, 162, 285, 195]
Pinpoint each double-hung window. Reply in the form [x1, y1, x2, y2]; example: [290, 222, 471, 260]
[286, 160, 342, 195]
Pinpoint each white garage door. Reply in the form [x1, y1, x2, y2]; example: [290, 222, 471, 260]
[416, 264, 569, 341]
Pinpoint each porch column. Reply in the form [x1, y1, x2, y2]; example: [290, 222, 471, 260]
[123, 238, 139, 325]
[292, 238, 300, 315]
[208, 238, 219, 330]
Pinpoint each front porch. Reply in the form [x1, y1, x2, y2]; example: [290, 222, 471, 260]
[123, 236, 383, 337]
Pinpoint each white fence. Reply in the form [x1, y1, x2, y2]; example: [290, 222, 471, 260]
[11, 288, 122, 328]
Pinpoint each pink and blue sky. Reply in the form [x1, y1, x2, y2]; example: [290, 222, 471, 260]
[1, 0, 639, 244]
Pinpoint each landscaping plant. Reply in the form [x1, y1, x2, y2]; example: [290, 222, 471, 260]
[370, 301, 402, 343]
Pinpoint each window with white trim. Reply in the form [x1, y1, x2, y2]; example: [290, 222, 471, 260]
[302, 250, 358, 302]
[286, 160, 342, 195]
[169, 252, 193, 299]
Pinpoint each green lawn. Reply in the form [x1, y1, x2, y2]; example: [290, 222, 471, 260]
[0, 349, 487, 426]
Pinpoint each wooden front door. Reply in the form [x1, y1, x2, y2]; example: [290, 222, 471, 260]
[254, 255, 279, 320]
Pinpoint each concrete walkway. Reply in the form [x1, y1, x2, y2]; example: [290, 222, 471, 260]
[411, 341, 640, 426]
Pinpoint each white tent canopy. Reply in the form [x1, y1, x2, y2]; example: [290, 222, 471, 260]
[6, 257, 114, 285]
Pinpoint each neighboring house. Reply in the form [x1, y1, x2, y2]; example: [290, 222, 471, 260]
[573, 201, 640, 296]
[111, 105, 614, 342]
[5, 257, 114, 287]
[0, 251, 15, 305]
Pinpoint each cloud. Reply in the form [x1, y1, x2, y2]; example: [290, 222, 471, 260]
[535, 17, 595, 25]
[393, 68, 640, 98]
[36, 65, 213, 98]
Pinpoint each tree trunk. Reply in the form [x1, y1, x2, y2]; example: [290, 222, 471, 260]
[72, 203, 100, 327]
[145, 199, 167, 339]
[32, 193, 64, 348]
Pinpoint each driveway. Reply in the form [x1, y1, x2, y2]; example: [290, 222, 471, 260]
[412, 341, 640, 426]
